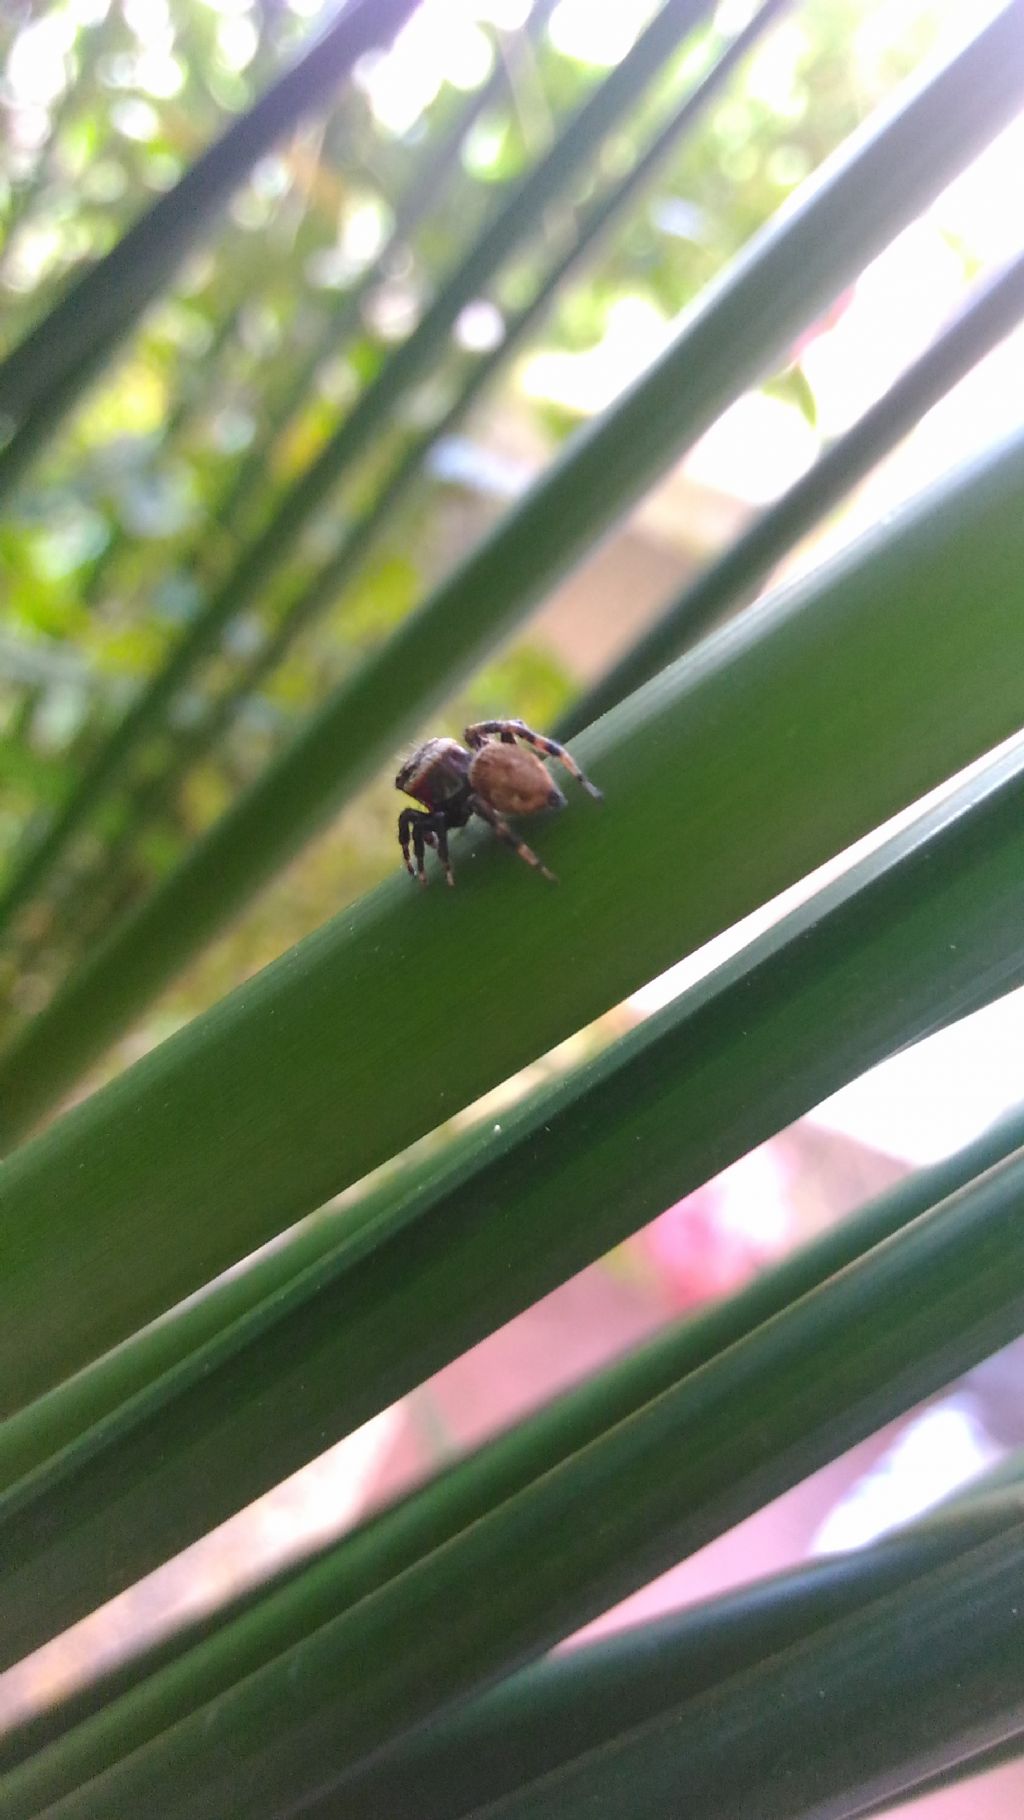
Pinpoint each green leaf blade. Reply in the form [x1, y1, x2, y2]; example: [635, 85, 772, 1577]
[2, 731, 1024, 1666]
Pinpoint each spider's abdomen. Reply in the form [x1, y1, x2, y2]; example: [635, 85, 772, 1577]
[395, 738, 471, 811]
[469, 741, 565, 817]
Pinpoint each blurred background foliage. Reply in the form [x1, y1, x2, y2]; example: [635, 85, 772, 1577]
[0, 0, 952, 1060]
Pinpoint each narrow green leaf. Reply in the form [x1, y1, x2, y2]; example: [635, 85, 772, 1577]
[476, 1515, 1024, 1820]
[4, 423, 1024, 1399]
[8, 1101, 1024, 1777]
[561, 241, 1024, 736]
[10, 1487, 1024, 1813]
[296, 1496, 1024, 1820]
[0, 0, 422, 489]
[856, 1736, 1024, 1817]
[3, 0, 1023, 1110]
[0, 0, 713, 938]
[2, 735, 1024, 1668]
[11, 1143, 1024, 1818]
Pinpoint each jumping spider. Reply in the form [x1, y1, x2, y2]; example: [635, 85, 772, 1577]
[395, 718, 601, 887]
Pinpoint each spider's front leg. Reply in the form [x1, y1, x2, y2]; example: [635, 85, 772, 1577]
[470, 794, 557, 883]
[398, 808, 453, 886]
[429, 815, 454, 887]
[464, 719, 602, 800]
[398, 807, 423, 881]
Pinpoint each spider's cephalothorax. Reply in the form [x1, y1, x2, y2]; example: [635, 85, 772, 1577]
[395, 719, 601, 887]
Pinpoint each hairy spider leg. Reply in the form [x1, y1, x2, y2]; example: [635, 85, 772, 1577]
[470, 795, 557, 883]
[399, 808, 430, 884]
[432, 818, 454, 887]
[398, 807, 420, 879]
[398, 807, 453, 886]
[414, 816, 431, 885]
[464, 719, 602, 799]
[420, 814, 455, 886]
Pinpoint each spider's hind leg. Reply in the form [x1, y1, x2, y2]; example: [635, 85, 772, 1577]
[464, 719, 602, 799]
[470, 794, 557, 883]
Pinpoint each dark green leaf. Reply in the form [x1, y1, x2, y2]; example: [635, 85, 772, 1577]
[4, 416, 1024, 1392]
[475, 1509, 1024, 1819]
[9, 1138, 1024, 1817]
[305, 1495, 1024, 1820]
[2, 732, 1024, 1666]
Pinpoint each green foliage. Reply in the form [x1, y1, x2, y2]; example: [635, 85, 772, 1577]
[9, 1136, 1024, 1816]
[280, 1492, 1024, 1817]
[0, 0, 424, 498]
[0, 0, 939, 986]
[2, 740, 1023, 1667]
[2, 2, 1024, 1815]
[6, 0, 1022, 1128]
[0, 0, 718, 963]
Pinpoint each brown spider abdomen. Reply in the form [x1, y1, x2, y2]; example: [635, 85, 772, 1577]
[469, 741, 565, 817]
